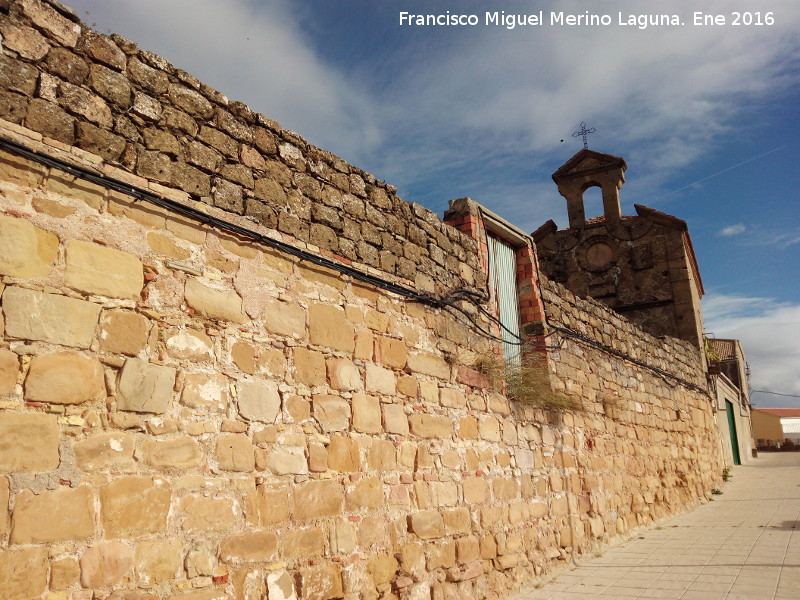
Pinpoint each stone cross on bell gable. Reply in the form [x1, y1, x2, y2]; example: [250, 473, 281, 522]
[572, 122, 596, 149]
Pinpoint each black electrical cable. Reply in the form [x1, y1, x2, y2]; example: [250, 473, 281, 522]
[1, 134, 709, 392]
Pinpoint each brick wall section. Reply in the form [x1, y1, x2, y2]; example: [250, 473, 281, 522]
[0, 0, 484, 297]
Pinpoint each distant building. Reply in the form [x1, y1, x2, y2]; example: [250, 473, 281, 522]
[707, 338, 753, 464]
[754, 408, 800, 446]
[751, 409, 785, 449]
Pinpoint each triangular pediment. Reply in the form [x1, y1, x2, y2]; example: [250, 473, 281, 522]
[552, 149, 627, 182]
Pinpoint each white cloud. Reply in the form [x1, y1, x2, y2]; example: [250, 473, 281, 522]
[67, 0, 383, 164]
[719, 224, 746, 237]
[703, 294, 800, 407]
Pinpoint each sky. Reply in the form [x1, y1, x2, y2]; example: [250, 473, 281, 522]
[65, 0, 800, 407]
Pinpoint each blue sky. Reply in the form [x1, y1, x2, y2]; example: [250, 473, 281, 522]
[66, 0, 800, 406]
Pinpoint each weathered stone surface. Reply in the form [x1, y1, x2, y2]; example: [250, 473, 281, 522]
[0, 477, 8, 538]
[50, 557, 80, 590]
[407, 352, 450, 379]
[80, 542, 133, 588]
[98, 310, 149, 355]
[352, 393, 381, 433]
[327, 435, 360, 472]
[47, 47, 89, 84]
[219, 531, 278, 562]
[142, 436, 203, 468]
[216, 433, 254, 471]
[369, 554, 399, 586]
[165, 328, 212, 360]
[11, 486, 95, 543]
[294, 480, 343, 520]
[0, 214, 58, 278]
[237, 378, 281, 423]
[347, 476, 383, 510]
[245, 484, 290, 527]
[267, 569, 297, 600]
[0, 547, 48, 600]
[298, 564, 343, 600]
[294, 347, 326, 387]
[22, 0, 81, 46]
[408, 414, 453, 439]
[169, 84, 213, 118]
[24, 350, 105, 404]
[376, 336, 407, 369]
[65, 240, 143, 299]
[383, 403, 409, 435]
[327, 358, 362, 391]
[0, 349, 19, 395]
[100, 477, 171, 538]
[134, 539, 183, 585]
[185, 278, 248, 323]
[368, 439, 397, 471]
[74, 432, 135, 470]
[3, 287, 101, 348]
[309, 304, 354, 352]
[366, 363, 397, 395]
[116, 358, 176, 413]
[178, 496, 237, 533]
[0, 412, 59, 472]
[312, 395, 350, 432]
[181, 372, 229, 412]
[0, 20, 50, 60]
[285, 526, 325, 559]
[268, 446, 308, 475]
[408, 510, 445, 539]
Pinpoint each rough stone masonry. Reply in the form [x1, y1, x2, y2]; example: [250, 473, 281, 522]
[0, 2, 724, 600]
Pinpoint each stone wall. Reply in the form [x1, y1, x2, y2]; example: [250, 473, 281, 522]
[0, 0, 483, 297]
[0, 2, 725, 600]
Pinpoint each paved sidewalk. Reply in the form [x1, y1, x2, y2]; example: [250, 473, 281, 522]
[512, 452, 800, 600]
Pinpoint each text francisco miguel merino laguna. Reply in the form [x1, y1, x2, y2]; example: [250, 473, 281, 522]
[400, 11, 715, 30]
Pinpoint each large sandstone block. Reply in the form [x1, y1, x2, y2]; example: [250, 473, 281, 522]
[308, 304, 354, 352]
[74, 432, 135, 470]
[0, 214, 58, 278]
[65, 240, 144, 299]
[116, 358, 176, 413]
[376, 336, 407, 369]
[135, 540, 183, 585]
[406, 352, 450, 379]
[0, 547, 48, 600]
[0, 412, 60, 471]
[298, 564, 343, 600]
[285, 526, 325, 559]
[346, 476, 383, 510]
[99, 310, 149, 355]
[181, 372, 229, 412]
[327, 358, 362, 391]
[313, 395, 351, 432]
[352, 393, 381, 433]
[142, 437, 203, 468]
[100, 477, 171, 538]
[3, 286, 101, 348]
[294, 347, 326, 387]
[237, 378, 281, 423]
[216, 433, 255, 471]
[245, 483, 290, 527]
[11, 485, 95, 543]
[365, 363, 396, 395]
[383, 403, 409, 435]
[408, 510, 445, 539]
[80, 542, 133, 588]
[294, 480, 343, 520]
[219, 531, 278, 563]
[179, 496, 237, 533]
[185, 278, 248, 323]
[268, 446, 308, 475]
[0, 349, 18, 394]
[408, 414, 453, 439]
[327, 435, 360, 472]
[264, 299, 306, 337]
[24, 350, 105, 404]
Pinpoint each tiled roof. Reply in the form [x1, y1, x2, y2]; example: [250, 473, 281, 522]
[757, 408, 800, 418]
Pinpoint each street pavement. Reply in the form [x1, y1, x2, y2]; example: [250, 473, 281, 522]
[511, 452, 800, 600]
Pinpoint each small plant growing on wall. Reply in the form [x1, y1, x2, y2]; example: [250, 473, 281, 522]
[474, 352, 582, 412]
[722, 467, 732, 482]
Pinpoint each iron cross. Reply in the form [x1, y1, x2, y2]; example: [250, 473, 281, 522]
[572, 122, 596, 149]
